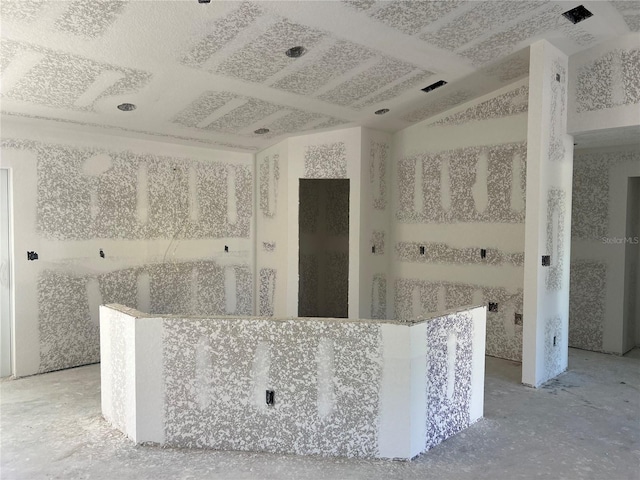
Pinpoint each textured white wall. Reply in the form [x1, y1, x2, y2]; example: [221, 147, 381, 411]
[100, 304, 485, 459]
[255, 140, 288, 317]
[2, 119, 254, 377]
[390, 78, 528, 362]
[568, 33, 640, 137]
[522, 41, 573, 388]
[570, 146, 640, 354]
[359, 128, 393, 320]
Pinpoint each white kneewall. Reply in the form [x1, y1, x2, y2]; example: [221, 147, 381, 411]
[134, 317, 165, 444]
[378, 324, 413, 459]
[469, 306, 487, 423]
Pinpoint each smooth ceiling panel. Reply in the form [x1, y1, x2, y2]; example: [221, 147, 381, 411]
[0, 0, 45, 23]
[55, 0, 127, 38]
[369, 0, 466, 35]
[272, 40, 375, 96]
[3, 41, 151, 111]
[181, 2, 262, 68]
[420, 1, 547, 51]
[460, 4, 595, 66]
[353, 70, 433, 109]
[216, 19, 326, 83]
[317, 56, 416, 106]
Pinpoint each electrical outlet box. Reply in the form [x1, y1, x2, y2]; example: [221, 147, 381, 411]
[27, 251, 38, 261]
[480, 248, 487, 259]
[372, 246, 375, 254]
[553, 336, 557, 346]
[224, 245, 229, 253]
[488, 302, 498, 312]
[99, 249, 105, 258]
[542, 255, 551, 266]
[514, 313, 523, 325]
[265, 390, 275, 406]
[419, 245, 425, 255]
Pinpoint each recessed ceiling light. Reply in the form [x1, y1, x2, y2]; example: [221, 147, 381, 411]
[117, 103, 136, 112]
[421, 80, 447, 93]
[285, 46, 307, 58]
[562, 5, 593, 24]
[375, 108, 390, 115]
[254, 128, 270, 134]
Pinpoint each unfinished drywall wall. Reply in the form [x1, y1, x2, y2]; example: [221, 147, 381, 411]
[1, 120, 254, 376]
[360, 129, 393, 320]
[569, 33, 640, 136]
[570, 146, 640, 354]
[391, 78, 528, 361]
[101, 303, 486, 459]
[255, 140, 288, 318]
[522, 41, 574, 388]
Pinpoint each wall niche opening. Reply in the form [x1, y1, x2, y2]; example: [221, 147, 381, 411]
[298, 179, 349, 318]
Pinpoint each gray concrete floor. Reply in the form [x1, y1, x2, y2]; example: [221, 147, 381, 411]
[1, 348, 638, 480]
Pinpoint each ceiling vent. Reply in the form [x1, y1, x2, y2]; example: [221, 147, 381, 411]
[562, 5, 593, 24]
[374, 108, 390, 115]
[285, 46, 307, 58]
[198, 0, 211, 3]
[421, 80, 447, 93]
[254, 128, 270, 135]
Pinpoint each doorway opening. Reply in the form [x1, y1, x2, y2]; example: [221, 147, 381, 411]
[623, 176, 640, 352]
[298, 179, 349, 318]
[1, 169, 12, 377]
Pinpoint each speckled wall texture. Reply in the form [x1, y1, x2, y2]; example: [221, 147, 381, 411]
[544, 316, 563, 380]
[163, 317, 383, 457]
[569, 261, 606, 352]
[394, 279, 522, 361]
[370, 141, 388, 210]
[3, 137, 253, 373]
[432, 85, 529, 127]
[396, 142, 527, 223]
[549, 61, 567, 163]
[38, 261, 252, 373]
[571, 150, 640, 240]
[425, 311, 473, 450]
[576, 48, 640, 113]
[545, 189, 567, 292]
[304, 143, 347, 179]
[569, 149, 640, 353]
[1, 139, 253, 240]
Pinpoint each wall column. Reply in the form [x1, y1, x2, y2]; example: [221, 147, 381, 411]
[522, 40, 574, 387]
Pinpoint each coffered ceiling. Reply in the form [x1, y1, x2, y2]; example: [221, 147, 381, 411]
[1, 0, 636, 152]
